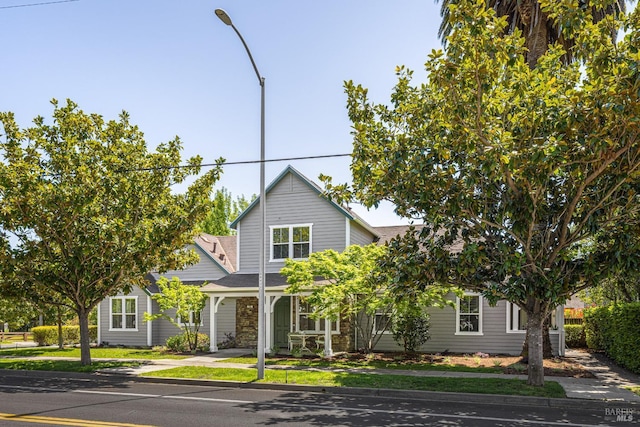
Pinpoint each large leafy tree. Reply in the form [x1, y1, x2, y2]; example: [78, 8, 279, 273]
[437, 0, 626, 68]
[199, 187, 254, 236]
[330, 1, 640, 385]
[1, 262, 81, 349]
[0, 99, 223, 365]
[0, 296, 39, 332]
[439, 0, 626, 358]
[583, 276, 640, 305]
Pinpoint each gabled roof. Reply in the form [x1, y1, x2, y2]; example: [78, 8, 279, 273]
[230, 165, 380, 238]
[373, 225, 424, 245]
[194, 233, 237, 274]
[146, 234, 237, 293]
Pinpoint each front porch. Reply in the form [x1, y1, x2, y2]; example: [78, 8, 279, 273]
[203, 288, 351, 357]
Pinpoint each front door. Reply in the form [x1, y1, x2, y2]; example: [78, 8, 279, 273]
[273, 297, 291, 348]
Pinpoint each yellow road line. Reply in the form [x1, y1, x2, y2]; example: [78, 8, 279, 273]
[0, 413, 155, 427]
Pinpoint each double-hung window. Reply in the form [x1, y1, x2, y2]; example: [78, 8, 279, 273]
[270, 224, 312, 261]
[296, 298, 338, 333]
[110, 296, 137, 331]
[506, 302, 558, 333]
[178, 310, 202, 327]
[374, 309, 393, 333]
[456, 293, 482, 335]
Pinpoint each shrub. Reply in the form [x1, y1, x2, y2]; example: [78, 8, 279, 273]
[165, 334, 188, 353]
[584, 306, 608, 350]
[564, 324, 586, 348]
[31, 325, 97, 346]
[166, 332, 210, 353]
[218, 332, 236, 349]
[391, 310, 430, 353]
[584, 302, 640, 374]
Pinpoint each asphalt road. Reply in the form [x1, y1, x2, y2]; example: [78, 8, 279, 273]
[0, 372, 633, 426]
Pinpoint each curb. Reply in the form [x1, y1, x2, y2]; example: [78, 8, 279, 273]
[125, 374, 640, 410]
[3, 368, 636, 410]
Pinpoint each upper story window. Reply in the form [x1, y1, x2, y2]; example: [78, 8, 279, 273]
[270, 224, 312, 261]
[506, 302, 558, 333]
[456, 293, 483, 335]
[110, 296, 137, 331]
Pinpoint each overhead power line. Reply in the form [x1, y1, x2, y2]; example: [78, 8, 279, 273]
[0, 0, 79, 10]
[125, 152, 353, 173]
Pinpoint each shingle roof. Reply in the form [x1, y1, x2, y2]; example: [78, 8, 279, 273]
[194, 233, 237, 273]
[373, 225, 424, 245]
[144, 273, 209, 294]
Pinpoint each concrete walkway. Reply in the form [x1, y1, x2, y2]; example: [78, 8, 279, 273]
[93, 348, 640, 403]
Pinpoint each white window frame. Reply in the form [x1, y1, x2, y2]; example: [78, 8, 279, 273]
[374, 309, 393, 334]
[455, 293, 483, 335]
[269, 223, 313, 262]
[109, 296, 138, 331]
[505, 302, 559, 334]
[178, 310, 203, 327]
[295, 297, 339, 334]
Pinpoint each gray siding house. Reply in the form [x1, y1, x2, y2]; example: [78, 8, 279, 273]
[201, 165, 566, 356]
[96, 234, 236, 347]
[98, 165, 566, 356]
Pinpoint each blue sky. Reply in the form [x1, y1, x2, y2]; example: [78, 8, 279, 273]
[1, 0, 444, 225]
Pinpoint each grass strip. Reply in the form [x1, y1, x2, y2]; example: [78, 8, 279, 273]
[627, 386, 640, 397]
[0, 347, 187, 360]
[219, 356, 502, 373]
[0, 358, 142, 373]
[144, 366, 565, 398]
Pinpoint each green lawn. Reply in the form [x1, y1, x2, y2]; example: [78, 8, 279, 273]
[627, 386, 640, 397]
[0, 347, 187, 360]
[0, 347, 567, 398]
[220, 356, 503, 373]
[144, 366, 565, 398]
[0, 358, 142, 373]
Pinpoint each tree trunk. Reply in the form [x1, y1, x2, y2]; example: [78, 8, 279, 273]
[56, 307, 63, 350]
[78, 307, 92, 366]
[525, 2, 549, 69]
[526, 308, 545, 386]
[520, 317, 554, 360]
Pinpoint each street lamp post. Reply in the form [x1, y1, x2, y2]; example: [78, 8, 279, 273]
[215, 8, 267, 379]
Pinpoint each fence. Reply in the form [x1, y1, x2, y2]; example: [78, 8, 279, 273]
[0, 332, 29, 341]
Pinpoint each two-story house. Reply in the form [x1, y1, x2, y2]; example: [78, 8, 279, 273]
[98, 165, 566, 356]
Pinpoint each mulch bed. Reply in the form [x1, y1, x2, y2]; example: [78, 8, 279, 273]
[277, 351, 596, 378]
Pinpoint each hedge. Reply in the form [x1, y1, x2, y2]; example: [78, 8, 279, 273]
[584, 302, 640, 374]
[31, 326, 98, 346]
[564, 324, 586, 348]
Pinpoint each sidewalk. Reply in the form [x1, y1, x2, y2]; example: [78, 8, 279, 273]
[95, 348, 640, 404]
